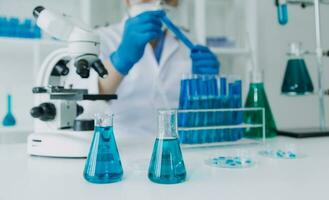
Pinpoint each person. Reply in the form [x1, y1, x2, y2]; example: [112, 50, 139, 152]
[93, 0, 220, 136]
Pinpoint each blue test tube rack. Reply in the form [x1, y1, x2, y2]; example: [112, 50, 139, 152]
[177, 75, 263, 146]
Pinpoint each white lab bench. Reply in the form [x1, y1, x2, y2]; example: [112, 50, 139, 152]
[0, 132, 328, 200]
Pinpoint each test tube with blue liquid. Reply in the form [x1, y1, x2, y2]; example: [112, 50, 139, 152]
[276, 0, 288, 25]
[148, 110, 187, 184]
[178, 75, 197, 144]
[178, 76, 189, 143]
[233, 78, 243, 140]
[189, 75, 203, 144]
[83, 113, 123, 184]
[216, 76, 228, 142]
[227, 81, 236, 141]
[228, 78, 242, 141]
[204, 75, 219, 143]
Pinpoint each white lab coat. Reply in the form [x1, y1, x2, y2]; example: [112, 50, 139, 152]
[68, 19, 191, 137]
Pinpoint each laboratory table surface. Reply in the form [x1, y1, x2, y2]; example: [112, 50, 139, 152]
[0, 132, 329, 200]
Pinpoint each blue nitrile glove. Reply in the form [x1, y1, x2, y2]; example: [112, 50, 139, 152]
[110, 10, 165, 76]
[191, 45, 220, 75]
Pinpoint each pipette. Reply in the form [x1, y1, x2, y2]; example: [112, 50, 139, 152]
[161, 14, 194, 50]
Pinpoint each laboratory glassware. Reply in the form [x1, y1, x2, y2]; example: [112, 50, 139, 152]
[275, 0, 329, 138]
[276, 0, 288, 25]
[244, 71, 277, 138]
[83, 113, 123, 184]
[148, 110, 187, 184]
[162, 14, 194, 49]
[2, 94, 16, 126]
[281, 43, 314, 95]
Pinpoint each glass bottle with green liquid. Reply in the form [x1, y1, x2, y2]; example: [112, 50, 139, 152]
[244, 71, 277, 138]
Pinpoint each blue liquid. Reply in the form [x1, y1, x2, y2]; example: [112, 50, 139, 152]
[162, 15, 194, 50]
[277, 4, 288, 25]
[84, 126, 123, 184]
[0, 17, 42, 39]
[148, 138, 187, 184]
[229, 81, 243, 141]
[2, 95, 16, 127]
[220, 77, 227, 96]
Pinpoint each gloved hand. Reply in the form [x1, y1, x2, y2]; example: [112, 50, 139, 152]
[191, 45, 220, 75]
[110, 10, 165, 76]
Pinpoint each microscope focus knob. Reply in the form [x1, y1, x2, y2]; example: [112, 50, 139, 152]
[76, 104, 84, 117]
[30, 103, 56, 121]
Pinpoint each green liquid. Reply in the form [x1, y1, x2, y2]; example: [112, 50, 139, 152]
[244, 83, 277, 138]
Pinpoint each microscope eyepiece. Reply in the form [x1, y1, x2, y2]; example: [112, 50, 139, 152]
[51, 60, 69, 76]
[91, 59, 108, 79]
[75, 59, 90, 79]
[33, 6, 45, 19]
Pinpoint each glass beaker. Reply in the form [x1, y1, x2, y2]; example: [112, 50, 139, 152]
[83, 113, 123, 184]
[148, 110, 187, 184]
[244, 71, 277, 138]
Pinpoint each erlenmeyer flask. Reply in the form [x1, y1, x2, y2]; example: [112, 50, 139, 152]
[83, 113, 123, 184]
[148, 110, 187, 184]
[281, 42, 314, 95]
[244, 71, 277, 138]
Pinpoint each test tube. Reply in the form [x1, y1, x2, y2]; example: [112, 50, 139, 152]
[0, 17, 6, 37]
[181, 75, 200, 144]
[276, 0, 288, 25]
[220, 76, 228, 96]
[178, 77, 190, 144]
[219, 76, 229, 142]
[233, 79, 243, 140]
[9, 17, 19, 38]
[190, 96, 201, 144]
[228, 81, 236, 141]
[207, 75, 219, 143]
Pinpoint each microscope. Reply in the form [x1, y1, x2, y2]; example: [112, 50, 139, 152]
[27, 6, 117, 158]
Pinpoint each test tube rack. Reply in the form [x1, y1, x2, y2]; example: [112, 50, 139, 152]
[177, 107, 266, 148]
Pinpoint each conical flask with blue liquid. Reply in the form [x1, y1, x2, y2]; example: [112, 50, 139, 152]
[83, 113, 123, 184]
[148, 110, 187, 184]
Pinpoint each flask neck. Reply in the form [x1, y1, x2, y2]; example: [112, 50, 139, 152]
[158, 110, 178, 139]
[95, 113, 113, 127]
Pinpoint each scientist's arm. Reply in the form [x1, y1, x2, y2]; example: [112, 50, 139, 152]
[99, 10, 164, 94]
[99, 60, 123, 94]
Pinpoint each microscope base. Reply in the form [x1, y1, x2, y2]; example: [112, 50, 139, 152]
[27, 130, 93, 158]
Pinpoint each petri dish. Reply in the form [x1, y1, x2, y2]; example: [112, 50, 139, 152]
[205, 155, 255, 169]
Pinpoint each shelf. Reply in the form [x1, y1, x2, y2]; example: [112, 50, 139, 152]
[211, 47, 251, 56]
[0, 37, 66, 70]
[0, 37, 64, 46]
[0, 37, 65, 55]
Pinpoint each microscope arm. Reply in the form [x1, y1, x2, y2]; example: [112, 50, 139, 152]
[36, 48, 69, 86]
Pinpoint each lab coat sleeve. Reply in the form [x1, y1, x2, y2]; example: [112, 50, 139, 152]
[96, 27, 120, 64]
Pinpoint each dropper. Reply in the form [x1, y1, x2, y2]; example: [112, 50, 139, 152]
[157, 0, 194, 49]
